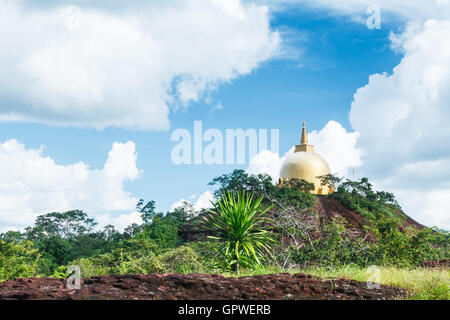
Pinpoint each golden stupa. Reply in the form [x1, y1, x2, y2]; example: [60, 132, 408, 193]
[279, 122, 332, 195]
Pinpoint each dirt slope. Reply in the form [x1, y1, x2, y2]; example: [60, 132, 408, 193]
[315, 196, 425, 236]
[0, 273, 407, 300]
[314, 195, 371, 238]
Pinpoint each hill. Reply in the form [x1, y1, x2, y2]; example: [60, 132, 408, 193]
[180, 195, 426, 243]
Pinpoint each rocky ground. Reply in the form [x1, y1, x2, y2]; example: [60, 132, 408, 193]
[0, 273, 407, 300]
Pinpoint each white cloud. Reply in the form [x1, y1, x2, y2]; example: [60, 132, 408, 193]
[308, 121, 362, 177]
[0, 139, 141, 230]
[170, 190, 214, 212]
[170, 200, 190, 213]
[247, 148, 292, 183]
[0, 0, 279, 130]
[193, 191, 215, 211]
[349, 19, 450, 229]
[350, 19, 450, 186]
[394, 189, 450, 230]
[96, 211, 143, 232]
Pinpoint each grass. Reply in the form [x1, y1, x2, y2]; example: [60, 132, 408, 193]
[303, 265, 449, 300]
[222, 264, 449, 300]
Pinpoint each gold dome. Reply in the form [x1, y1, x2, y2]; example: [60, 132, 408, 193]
[279, 122, 332, 195]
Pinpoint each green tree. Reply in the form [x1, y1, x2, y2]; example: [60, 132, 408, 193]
[137, 199, 156, 224]
[135, 199, 187, 248]
[329, 176, 402, 220]
[0, 240, 40, 281]
[0, 231, 24, 242]
[281, 178, 315, 193]
[27, 210, 97, 238]
[171, 201, 197, 223]
[140, 212, 181, 248]
[208, 169, 274, 197]
[317, 173, 342, 191]
[23, 210, 124, 274]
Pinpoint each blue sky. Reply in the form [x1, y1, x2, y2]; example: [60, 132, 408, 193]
[0, 0, 449, 230]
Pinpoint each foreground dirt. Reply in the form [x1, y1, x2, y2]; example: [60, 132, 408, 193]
[420, 259, 450, 269]
[0, 273, 407, 300]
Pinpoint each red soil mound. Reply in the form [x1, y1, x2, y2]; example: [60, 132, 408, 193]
[0, 273, 406, 300]
[315, 195, 425, 236]
[314, 195, 371, 238]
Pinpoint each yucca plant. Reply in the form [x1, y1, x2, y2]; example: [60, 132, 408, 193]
[203, 191, 275, 273]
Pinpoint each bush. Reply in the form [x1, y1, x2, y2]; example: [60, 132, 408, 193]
[184, 241, 222, 272]
[288, 218, 376, 268]
[58, 238, 163, 278]
[370, 218, 449, 267]
[330, 177, 401, 221]
[117, 251, 165, 275]
[286, 216, 449, 269]
[67, 256, 113, 278]
[158, 246, 202, 273]
[62, 250, 167, 278]
[60, 245, 206, 277]
[268, 183, 317, 210]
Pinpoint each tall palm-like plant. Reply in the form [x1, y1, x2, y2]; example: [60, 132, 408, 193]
[203, 191, 275, 273]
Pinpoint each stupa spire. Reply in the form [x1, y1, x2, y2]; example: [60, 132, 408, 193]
[301, 121, 308, 145]
[295, 121, 314, 153]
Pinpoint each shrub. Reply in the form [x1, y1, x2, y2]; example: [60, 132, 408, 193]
[184, 241, 222, 272]
[117, 251, 165, 275]
[269, 183, 317, 210]
[68, 256, 113, 278]
[63, 250, 167, 278]
[288, 219, 376, 268]
[158, 246, 202, 273]
[286, 216, 449, 269]
[60, 238, 164, 278]
[330, 177, 401, 221]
